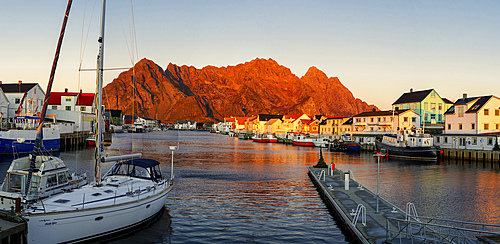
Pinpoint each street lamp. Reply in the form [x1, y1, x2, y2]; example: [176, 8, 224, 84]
[375, 153, 380, 214]
[169, 146, 177, 180]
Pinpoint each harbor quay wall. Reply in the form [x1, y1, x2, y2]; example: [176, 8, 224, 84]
[441, 148, 500, 163]
[59, 132, 112, 151]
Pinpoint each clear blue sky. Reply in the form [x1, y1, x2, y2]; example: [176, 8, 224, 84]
[1, 0, 499, 110]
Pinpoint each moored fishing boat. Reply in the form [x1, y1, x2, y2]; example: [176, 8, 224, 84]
[312, 138, 330, 148]
[252, 134, 270, 143]
[0, 116, 60, 154]
[292, 134, 315, 147]
[375, 132, 439, 159]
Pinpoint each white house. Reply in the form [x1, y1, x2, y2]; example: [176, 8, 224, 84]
[0, 81, 45, 119]
[46, 89, 95, 132]
[351, 109, 421, 147]
[434, 94, 500, 150]
[175, 121, 197, 130]
[443, 94, 500, 134]
[0, 88, 9, 122]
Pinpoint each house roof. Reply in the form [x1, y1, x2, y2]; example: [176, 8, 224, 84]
[283, 113, 307, 120]
[343, 118, 353, 125]
[354, 109, 413, 117]
[0, 83, 38, 93]
[224, 117, 236, 123]
[258, 114, 283, 121]
[124, 115, 138, 120]
[444, 95, 494, 115]
[442, 98, 454, 104]
[392, 89, 434, 105]
[48, 91, 94, 106]
[106, 109, 122, 117]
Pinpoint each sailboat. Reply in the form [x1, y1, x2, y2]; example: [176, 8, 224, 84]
[24, 1, 174, 243]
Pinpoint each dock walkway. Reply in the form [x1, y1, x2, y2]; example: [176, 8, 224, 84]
[309, 167, 415, 244]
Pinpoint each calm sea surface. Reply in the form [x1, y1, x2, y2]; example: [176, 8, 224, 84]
[1, 131, 500, 243]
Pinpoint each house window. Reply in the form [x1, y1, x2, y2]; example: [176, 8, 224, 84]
[15, 98, 20, 104]
[460, 138, 466, 146]
[438, 114, 442, 121]
[497, 124, 500, 130]
[65, 106, 71, 111]
[412, 117, 416, 122]
[488, 138, 493, 145]
[424, 102, 428, 110]
[444, 137, 448, 143]
[484, 109, 489, 116]
[438, 104, 442, 111]
[472, 138, 477, 145]
[404, 117, 408, 122]
[431, 91, 435, 98]
[471, 123, 475, 130]
[484, 123, 489, 130]
[431, 103, 436, 110]
[459, 124, 462, 130]
[52, 106, 57, 110]
[447, 124, 451, 130]
[458, 106, 464, 117]
[436, 137, 440, 143]
[81, 106, 86, 111]
[431, 114, 436, 120]
[66, 96, 72, 102]
[371, 118, 374, 122]
[378, 118, 381, 122]
[496, 109, 500, 116]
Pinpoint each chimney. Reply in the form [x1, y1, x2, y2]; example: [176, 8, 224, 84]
[65, 88, 68, 93]
[80, 89, 82, 93]
[18, 80, 22, 85]
[410, 88, 413, 93]
[463, 93, 467, 100]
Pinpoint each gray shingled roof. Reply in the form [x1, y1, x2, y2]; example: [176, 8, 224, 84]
[0, 83, 38, 93]
[392, 89, 433, 105]
[443, 95, 493, 115]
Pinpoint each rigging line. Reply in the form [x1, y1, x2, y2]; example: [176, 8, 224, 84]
[114, 0, 134, 64]
[79, 0, 99, 68]
[130, 0, 139, 64]
[79, 67, 132, 71]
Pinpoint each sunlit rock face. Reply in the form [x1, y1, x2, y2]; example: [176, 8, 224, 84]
[103, 58, 378, 123]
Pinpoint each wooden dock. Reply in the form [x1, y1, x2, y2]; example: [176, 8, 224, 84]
[0, 210, 27, 243]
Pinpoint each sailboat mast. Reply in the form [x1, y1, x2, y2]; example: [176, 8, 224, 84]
[95, 0, 106, 185]
[24, 0, 73, 197]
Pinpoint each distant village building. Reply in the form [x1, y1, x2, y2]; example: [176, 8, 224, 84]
[106, 109, 123, 125]
[392, 88, 453, 134]
[434, 94, 500, 150]
[175, 121, 197, 130]
[0, 81, 45, 120]
[47, 88, 95, 132]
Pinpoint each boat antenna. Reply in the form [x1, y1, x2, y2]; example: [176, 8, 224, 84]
[95, 0, 106, 186]
[24, 0, 74, 197]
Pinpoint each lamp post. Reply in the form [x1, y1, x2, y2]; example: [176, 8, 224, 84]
[375, 153, 380, 214]
[169, 146, 177, 180]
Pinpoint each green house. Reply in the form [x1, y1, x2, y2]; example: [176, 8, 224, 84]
[392, 89, 453, 132]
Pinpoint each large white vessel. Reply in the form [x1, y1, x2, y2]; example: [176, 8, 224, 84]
[23, 1, 175, 242]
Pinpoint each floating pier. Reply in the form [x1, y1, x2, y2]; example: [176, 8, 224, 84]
[309, 166, 500, 243]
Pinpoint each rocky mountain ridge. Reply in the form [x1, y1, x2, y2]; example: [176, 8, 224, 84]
[103, 58, 378, 123]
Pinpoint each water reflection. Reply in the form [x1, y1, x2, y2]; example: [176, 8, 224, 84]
[1, 131, 500, 243]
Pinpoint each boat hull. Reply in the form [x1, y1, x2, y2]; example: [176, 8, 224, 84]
[293, 141, 315, 147]
[26, 184, 172, 244]
[0, 128, 60, 154]
[375, 140, 438, 159]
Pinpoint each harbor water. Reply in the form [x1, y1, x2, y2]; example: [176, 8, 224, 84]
[1, 131, 500, 243]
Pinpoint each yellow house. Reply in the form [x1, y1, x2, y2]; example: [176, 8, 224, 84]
[318, 116, 350, 138]
[282, 113, 310, 133]
[265, 119, 285, 135]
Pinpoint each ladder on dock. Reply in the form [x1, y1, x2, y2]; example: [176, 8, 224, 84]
[386, 215, 500, 243]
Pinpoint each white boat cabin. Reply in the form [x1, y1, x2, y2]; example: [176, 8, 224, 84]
[0, 155, 87, 211]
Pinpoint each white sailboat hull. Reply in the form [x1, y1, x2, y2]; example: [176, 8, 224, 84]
[26, 184, 172, 243]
